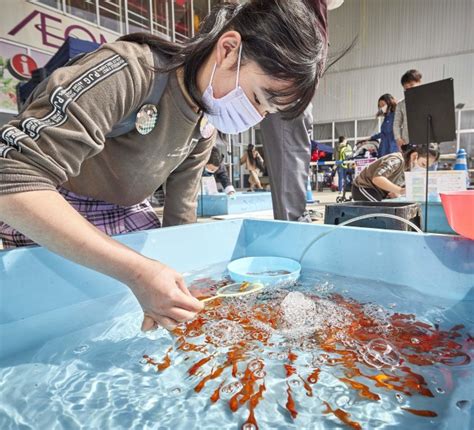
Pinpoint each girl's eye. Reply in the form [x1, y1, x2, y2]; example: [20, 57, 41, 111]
[254, 94, 261, 105]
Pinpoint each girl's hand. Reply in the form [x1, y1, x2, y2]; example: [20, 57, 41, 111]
[128, 259, 204, 332]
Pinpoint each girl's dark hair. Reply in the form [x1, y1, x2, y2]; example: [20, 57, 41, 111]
[377, 93, 397, 115]
[401, 143, 440, 169]
[247, 143, 256, 166]
[118, 0, 328, 119]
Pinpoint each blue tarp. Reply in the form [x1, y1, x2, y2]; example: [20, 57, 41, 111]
[311, 140, 334, 153]
[17, 38, 100, 107]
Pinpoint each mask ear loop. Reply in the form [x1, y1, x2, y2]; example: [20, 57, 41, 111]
[209, 63, 218, 87]
[235, 43, 243, 88]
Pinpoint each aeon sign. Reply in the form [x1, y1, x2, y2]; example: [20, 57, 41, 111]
[8, 9, 110, 50]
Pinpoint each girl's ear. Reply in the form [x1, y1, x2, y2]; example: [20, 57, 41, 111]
[215, 31, 242, 68]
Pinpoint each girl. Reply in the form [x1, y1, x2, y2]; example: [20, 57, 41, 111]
[352, 143, 440, 202]
[0, 1, 329, 332]
[240, 143, 265, 191]
[371, 93, 398, 157]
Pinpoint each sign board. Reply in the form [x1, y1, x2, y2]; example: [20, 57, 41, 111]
[7, 53, 38, 80]
[405, 170, 467, 201]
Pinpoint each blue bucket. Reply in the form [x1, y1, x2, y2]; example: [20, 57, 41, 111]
[227, 256, 301, 286]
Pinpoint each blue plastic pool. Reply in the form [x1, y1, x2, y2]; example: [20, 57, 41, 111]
[0, 220, 473, 429]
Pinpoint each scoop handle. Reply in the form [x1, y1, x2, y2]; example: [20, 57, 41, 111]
[199, 295, 219, 303]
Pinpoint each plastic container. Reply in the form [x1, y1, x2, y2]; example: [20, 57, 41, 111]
[440, 191, 474, 240]
[325, 201, 422, 231]
[227, 256, 301, 286]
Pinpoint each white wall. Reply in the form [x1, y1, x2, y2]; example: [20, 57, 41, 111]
[314, 0, 474, 123]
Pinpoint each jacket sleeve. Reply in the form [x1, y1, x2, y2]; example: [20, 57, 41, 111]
[163, 135, 215, 227]
[215, 163, 231, 189]
[393, 102, 404, 141]
[0, 42, 153, 196]
[371, 132, 382, 141]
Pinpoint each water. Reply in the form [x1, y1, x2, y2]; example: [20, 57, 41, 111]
[0, 264, 472, 430]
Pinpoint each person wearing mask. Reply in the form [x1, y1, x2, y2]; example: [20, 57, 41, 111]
[335, 136, 353, 192]
[352, 143, 440, 202]
[240, 143, 265, 191]
[394, 69, 423, 149]
[0, 0, 330, 332]
[203, 146, 235, 195]
[371, 93, 398, 157]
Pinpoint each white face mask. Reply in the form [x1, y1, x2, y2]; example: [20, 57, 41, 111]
[202, 44, 264, 134]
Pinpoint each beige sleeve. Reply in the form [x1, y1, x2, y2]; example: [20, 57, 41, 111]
[393, 101, 404, 141]
[0, 42, 153, 195]
[162, 134, 216, 227]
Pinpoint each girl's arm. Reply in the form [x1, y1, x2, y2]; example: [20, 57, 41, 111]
[372, 176, 404, 194]
[0, 190, 203, 331]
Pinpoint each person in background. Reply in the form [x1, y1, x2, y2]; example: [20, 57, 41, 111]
[335, 136, 353, 192]
[393, 69, 423, 149]
[260, 103, 313, 222]
[352, 143, 440, 202]
[240, 143, 265, 191]
[371, 93, 398, 157]
[204, 146, 235, 195]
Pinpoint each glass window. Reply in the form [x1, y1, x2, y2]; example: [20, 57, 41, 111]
[33, 0, 61, 10]
[99, 0, 123, 33]
[460, 133, 474, 168]
[357, 119, 378, 139]
[174, 0, 193, 41]
[193, 0, 210, 34]
[128, 0, 151, 33]
[65, 0, 97, 24]
[314, 123, 332, 141]
[461, 110, 474, 130]
[335, 121, 355, 140]
[152, 0, 170, 37]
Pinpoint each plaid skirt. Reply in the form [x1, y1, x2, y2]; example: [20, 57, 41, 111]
[0, 187, 161, 249]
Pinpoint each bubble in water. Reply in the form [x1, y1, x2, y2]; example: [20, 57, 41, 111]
[395, 393, 405, 403]
[335, 395, 350, 407]
[206, 320, 245, 346]
[411, 338, 420, 344]
[435, 318, 442, 324]
[242, 424, 257, 430]
[456, 400, 471, 411]
[73, 345, 89, 355]
[289, 378, 301, 387]
[279, 292, 351, 339]
[361, 339, 401, 369]
[315, 281, 334, 294]
[248, 360, 263, 372]
[170, 387, 182, 396]
[436, 388, 445, 394]
[253, 370, 266, 379]
[221, 382, 243, 396]
[388, 303, 397, 309]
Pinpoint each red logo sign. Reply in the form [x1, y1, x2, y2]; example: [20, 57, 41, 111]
[7, 54, 38, 80]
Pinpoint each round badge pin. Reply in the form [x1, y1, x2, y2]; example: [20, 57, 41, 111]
[200, 116, 215, 139]
[135, 104, 158, 135]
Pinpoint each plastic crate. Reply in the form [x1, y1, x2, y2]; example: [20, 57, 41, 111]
[324, 201, 422, 231]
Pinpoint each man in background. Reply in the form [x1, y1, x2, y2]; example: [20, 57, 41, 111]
[394, 69, 423, 149]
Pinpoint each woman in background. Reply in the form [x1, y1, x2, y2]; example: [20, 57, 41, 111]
[371, 93, 398, 157]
